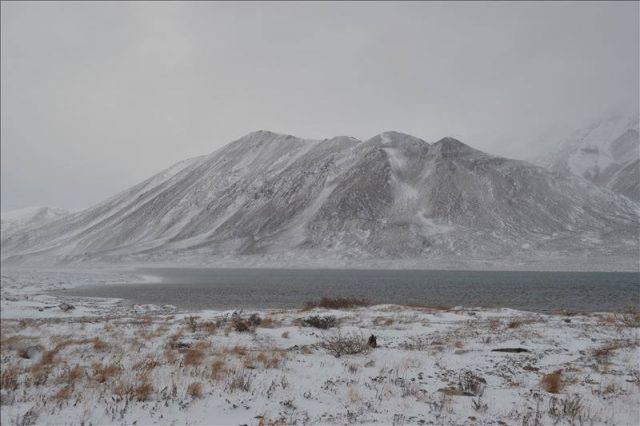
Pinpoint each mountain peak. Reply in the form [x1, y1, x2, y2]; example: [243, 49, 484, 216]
[432, 137, 476, 154]
[373, 131, 429, 149]
[241, 130, 293, 139]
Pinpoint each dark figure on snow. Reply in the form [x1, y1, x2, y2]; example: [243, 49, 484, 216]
[368, 334, 377, 348]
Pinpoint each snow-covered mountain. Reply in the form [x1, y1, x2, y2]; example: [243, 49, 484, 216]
[537, 113, 640, 201]
[1, 207, 69, 238]
[2, 130, 638, 267]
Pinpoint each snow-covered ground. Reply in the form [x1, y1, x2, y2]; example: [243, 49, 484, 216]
[1, 269, 639, 425]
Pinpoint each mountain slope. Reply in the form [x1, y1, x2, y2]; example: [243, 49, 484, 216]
[538, 113, 640, 201]
[1, 207, 69, 238]
[2, 131, 638, 267]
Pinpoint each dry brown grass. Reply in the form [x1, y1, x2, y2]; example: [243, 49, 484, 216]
[187, 382, 203, 398]
[254, 351, 284, 369]
[92, 362, 121, 383]
[164, 349, 177, 364]
[541, 370, 563, 393]
[1, 335, 30, 352]
[507, 318, 537, 329]
[592, 339, 638, 367]
[260, 317, 278, 328]
[210, 359, 226, 380]
[372, 316, 394, 327]
[303, 297, 370, 310]
[227, 369, 251, 392]
[92, 337, 107, 351]
[40, 349, 58, 365]
[133, 356, 160, 372]
[1, 365, 19, 390]
[58, 365, 84, 385]
[488, 319, 501, 330]
[29, 361, 53, 386]
[202, 321, 218, 334]
[223, 345, 247, 357]
[51, 384, 73, 402]
[194, 340, 211, 351]
[615, 306, 640, 328]
[133, 382, 153, 401]
[183, 348, 204, 367]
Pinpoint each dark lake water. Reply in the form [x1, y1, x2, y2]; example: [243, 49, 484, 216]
[60, 268, 640, 313]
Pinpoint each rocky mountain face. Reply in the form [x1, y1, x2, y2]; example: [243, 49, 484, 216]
[538, 113, 640, 201]
[2, 130, 638, 267]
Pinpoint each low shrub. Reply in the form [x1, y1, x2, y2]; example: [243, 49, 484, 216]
[187, 382, 203, 398]
[183, 348, 204, 367]
[91, 362, 121, 383]
[228, 312, 262, 332]
[458, 370, 486, 396]
[210, 359, 226, 380]
[548, 395, 584, 423]
[321, 332, 370, 357]
[302, 315, 337, 329]
[303, 297, 370, 310]
[1, 365, 19, 390]
[185, 316, 198, 333]
[227, 369, 251, 392]
[133, 382, 153, 401]
[541, 370, 563, 394]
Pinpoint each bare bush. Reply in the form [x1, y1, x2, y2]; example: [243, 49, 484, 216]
[185, 316, 198, 332]
[458, 370, 486, 396]
[616, 305, 640, 327]
[133, 382, 153, 401]
[187, 382, 203, 398]
[14, 407, 39, 426]
[592, 339, 638, 364]
[471, 396, 488, 412]
[303, 297, 370, 310]
[321, 332, 370, 357]
[248, 313, 262, 327]
[227, 369, 252, 392]
[231, 313, 250, 333]
[548, 395, 584, 424]
[302, 315, 337, 329]
[400, 336, 431, 351]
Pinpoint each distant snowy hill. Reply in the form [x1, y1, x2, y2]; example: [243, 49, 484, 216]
[537, 113, 640, 201]
[2, 130, 638, 268]
[1, 207, 69, 238]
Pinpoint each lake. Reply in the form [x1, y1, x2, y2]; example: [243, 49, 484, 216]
[59, 268, 640, 313]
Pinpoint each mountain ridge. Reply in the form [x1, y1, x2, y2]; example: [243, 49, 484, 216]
[537, 112, 640, 201]
[2, 130, 638, 269]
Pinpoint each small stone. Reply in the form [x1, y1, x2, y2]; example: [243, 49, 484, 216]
[59, 302, 75, 312]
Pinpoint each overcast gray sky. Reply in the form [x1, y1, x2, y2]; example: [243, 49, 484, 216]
[1, 1, 638, 211]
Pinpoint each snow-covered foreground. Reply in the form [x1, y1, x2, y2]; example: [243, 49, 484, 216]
[1, 269, 639, 425]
